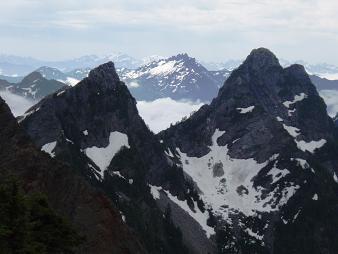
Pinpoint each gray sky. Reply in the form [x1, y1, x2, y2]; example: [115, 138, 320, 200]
[0, 0, 337, 64]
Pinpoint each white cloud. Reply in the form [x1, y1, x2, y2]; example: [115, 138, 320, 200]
[319, 90, 338, 117]
[137, 98, 203, 133]
[128, 81, 140, 88]
[0, 91, 36, 116]
[0, 0, 338, 64]
[2, 1, 338, 35]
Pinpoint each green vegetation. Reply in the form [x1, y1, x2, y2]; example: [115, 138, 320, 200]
[0, 176, 83, 254]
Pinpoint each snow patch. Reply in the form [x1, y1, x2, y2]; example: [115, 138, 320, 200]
[57, 90, 65, 96]
[334, 172, 338, 184]
[165, 148, 175, 157]
[245, 228, 263, 241]
[296, 139, 327, 153]
[41, 141, 57, 157]
[281, 124, 326, 154]
[111, 171, 126, 180]
[85, 131, 130, 179]
[282, 124, 300, 138]
[293, 209, 301, 222]
[120, 211, 126, 222]
[283, 93, 308, 108]
[291, 158, 309, 169]
[66, 138, 74, 144]
[66, 77, 80, 86]
[149, 184, 162, 200]
[237, 106, 255, 114]
[268, 164, 290, 184]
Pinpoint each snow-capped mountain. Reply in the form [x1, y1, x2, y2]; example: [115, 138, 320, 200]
[18, 51, 338, 254]
[121, 53, 230, 101]
[65, 67, 91, 80]
[36, 66, 87, 86]
[36, 66, 71, 83]
[160, 48, 338, 253]
[19, 62, 212, 254]
[203, 58, 338, 80]
[141, 55, 165, 65]
[0, 71, 66, 100]
[280, 59, 338, 80]
[0, 53, 143, 76]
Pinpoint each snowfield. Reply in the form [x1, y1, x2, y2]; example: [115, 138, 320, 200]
[85, 131, 130, 178]
[175, 129, 300, 223]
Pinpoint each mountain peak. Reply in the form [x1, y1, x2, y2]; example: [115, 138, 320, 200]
[243, 47, 280, 71]
[170, 53, 195, 62]
[87, 61, 120, 86]
[21, 71, 43, 83]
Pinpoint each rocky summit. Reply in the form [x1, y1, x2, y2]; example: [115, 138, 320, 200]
[0, 96, 146, 254]
[20, 61, 215, 254]
[160, 48, 338, 253]
[4, 48, 338, 254]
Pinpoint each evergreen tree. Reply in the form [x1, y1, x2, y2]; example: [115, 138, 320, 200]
[0, 176, 83, 254]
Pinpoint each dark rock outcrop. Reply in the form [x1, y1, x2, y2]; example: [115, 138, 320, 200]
[160, 48, 338, 254]
[20, 62, 214, 254]
[0, 96, 146, 254]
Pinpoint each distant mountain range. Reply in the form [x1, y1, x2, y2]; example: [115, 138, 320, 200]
[2, 53, 338, 106]
[0, 71, 65, 100]
[1, 53, 338, 80]
[121, 53, 230, 101]
[9, 49, 338, 254]
[0, 53, 142, 76]
[0, 53, 231, 102]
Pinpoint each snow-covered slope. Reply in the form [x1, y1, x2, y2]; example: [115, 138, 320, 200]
[121, 53, 230, 101]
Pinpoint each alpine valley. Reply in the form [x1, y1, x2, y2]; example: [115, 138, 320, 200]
[0, 48, 337, 254]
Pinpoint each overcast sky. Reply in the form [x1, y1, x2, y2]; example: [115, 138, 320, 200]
[0, 0, 337, 64]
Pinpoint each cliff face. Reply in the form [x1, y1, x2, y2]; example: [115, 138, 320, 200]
[0, 96, 147, 254]
[160, 48, 338, 253]
[17, 51, 338, 254]
[19, 62, 210, 254]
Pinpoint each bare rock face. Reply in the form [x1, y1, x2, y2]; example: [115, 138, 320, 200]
[18, 50, 338, 254]
[0, 96, 146, 254]
[160, 48, 338, 254]
[20, 62, 213, 254]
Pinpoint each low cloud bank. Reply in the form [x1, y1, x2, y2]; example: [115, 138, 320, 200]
[137, 98, 204, 133]
[319, 90, 338, 117]
[0, 91, 36, 116]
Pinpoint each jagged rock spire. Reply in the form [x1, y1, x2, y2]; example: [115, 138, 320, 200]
[86, 61, 120, 89]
